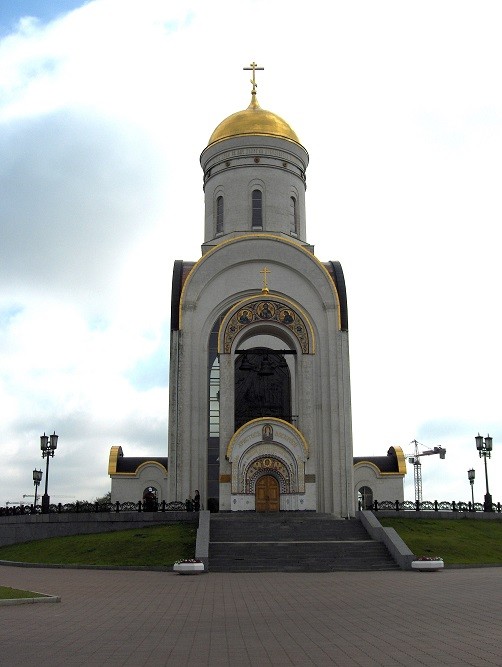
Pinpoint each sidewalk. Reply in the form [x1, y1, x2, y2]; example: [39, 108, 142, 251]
[1, 565, 501, 666]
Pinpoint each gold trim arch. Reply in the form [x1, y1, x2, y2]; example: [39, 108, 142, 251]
[390, 446, 408, 475]
[178, 234, 342, 330]
[218, 294, 315, 354]
[108, 446, 123, 475]
[226, 417, 309, 461]
[353, 461, 393, 478]
[227, 420, 308, 496]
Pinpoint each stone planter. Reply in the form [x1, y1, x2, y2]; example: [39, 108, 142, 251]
[173, 562, 204, 575]
[411, 560, 444, 572]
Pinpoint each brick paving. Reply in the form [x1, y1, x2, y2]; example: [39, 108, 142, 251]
[1, 565, 501, 666]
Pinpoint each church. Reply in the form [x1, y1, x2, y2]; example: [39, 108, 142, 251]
[109, 64, 406, 516]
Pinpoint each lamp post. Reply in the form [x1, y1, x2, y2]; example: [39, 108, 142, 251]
[40, 431, 58, 514]
[475, 433, 493, 512]
[467, 468, 475, 509]
[33, 469, 43, 510]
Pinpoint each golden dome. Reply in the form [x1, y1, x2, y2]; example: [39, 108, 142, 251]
[207, 93, 301, 146]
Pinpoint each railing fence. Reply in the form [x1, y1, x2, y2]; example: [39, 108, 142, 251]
[359, 499, 502, 513]
[0, 500, 192, 516]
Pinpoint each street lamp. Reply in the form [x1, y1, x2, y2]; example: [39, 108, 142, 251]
[475, 433, 493, 512]
[32, 469, 43, 510]
[467, 468, 475, 508]
[40, 431, 58, 514]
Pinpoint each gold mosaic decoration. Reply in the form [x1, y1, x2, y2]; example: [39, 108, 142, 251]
[223, 299, 310, 353]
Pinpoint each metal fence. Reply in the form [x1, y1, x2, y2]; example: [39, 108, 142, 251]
[0, 500, 191, 517]
[361, 499, 502, 513]
[4, 498, 502, 516]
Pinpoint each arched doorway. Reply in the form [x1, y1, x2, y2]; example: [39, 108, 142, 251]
[142, 486, 158, 512]
[255, 475, 280, 512]
[358, 486, 373, 510]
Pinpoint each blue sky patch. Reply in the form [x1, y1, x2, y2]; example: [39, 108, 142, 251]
[0, 303, 24, 328]
[0, 0, 89, 37]
[126, 345, 169, 391]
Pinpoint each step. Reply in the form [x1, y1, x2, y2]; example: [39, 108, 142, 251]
[210, 514, 370, 542]
[208, 514, 398, 572]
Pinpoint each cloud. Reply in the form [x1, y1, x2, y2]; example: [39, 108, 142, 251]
[1, 0, 502, 507]
[0, 110, 168, 311]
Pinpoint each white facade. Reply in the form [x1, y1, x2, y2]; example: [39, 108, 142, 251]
[109, 446, 168, 505]
[168, 89, 355, 517]
[353, 447, 407, 509]
[107, 81, 406, 513]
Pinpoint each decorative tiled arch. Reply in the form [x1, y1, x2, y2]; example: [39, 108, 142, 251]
[219, 295, 314, 354]
[245, 454, 292, 494]
[227, 419, 308, 495]
[226, 417, 309, 461]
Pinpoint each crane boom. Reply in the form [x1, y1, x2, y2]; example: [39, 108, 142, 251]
[408, 440, 446, 502]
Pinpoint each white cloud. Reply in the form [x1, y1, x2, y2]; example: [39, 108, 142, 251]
[1, 0, 501, 506]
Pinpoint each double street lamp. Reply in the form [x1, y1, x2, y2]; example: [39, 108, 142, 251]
[32, 469, 43, 510]
[467, 468, 475, 508]
[40, 431, 58, 514]
[475, 433, 493, 512]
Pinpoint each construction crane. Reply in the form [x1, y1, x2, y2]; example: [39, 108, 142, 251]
[408, 439, 446, 503]
[22, 494, 76, 499]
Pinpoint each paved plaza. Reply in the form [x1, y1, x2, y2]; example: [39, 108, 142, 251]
[1, 565, 501, 666]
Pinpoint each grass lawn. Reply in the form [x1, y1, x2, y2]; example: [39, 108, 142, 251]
[0, 523, 196, 567]
[0, 586, 45, 600]
[379, 517, 502, 565]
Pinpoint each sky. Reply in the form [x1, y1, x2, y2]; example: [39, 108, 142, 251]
[1, 0, 501, 507]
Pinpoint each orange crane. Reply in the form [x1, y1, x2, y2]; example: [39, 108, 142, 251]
[408, 439, 446, 503]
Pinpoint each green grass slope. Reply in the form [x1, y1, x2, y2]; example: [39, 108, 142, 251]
[0, 523, 196, 567]
[379, 517, 502, 565]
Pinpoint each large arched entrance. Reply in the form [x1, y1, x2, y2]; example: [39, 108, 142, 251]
[235, 347, 291, 430]
[255, 475, 280, 512]
[227, 418, 311, 511]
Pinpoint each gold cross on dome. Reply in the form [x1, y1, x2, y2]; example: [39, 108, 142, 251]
[260, 266, 271, 294]
[243, 61, 264, 94]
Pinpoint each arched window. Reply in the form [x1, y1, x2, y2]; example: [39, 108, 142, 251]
[209, 356, 220, 437]
[290, 196, 298, 235]
[216, 196, 224, 234]
[252, 189, 263, 228]
[358, 486, 373, 510]
[207, 314, 226, 504]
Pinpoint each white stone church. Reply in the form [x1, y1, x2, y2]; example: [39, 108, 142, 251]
[109, 65, 406, 516]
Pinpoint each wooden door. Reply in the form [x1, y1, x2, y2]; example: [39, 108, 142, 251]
[255, 475, 280, 512]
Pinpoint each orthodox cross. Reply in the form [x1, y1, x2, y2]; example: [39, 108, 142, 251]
[260, 266, 271, 294]
[243, 62, 264, 94]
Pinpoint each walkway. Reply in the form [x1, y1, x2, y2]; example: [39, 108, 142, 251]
[1, 565, 501, 666]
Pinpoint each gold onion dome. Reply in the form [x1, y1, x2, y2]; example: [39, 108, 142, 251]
[207, 92, 301, 146]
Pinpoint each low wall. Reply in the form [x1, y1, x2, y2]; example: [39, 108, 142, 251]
[0, 512, 198, 548]
[358, 510, 415, 570]
[195, 510, 210, 571]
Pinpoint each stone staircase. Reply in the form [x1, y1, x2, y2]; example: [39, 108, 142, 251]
[208, 512, 399, 572]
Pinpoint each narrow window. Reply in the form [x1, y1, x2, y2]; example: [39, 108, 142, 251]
[252, 189, 263, 228]
[290, 196, 298, 235]
[216, 196, 224, 234]
[209, 356, 220, 437]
